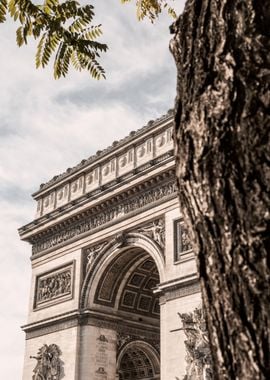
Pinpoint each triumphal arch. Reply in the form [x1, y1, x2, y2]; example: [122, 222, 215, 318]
[19, 110, 207, 380]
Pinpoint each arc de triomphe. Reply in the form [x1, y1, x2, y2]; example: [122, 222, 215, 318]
[19, 110, 205, 380]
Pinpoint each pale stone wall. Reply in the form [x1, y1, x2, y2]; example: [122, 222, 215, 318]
[161, 292, 202, 380]
[22, 326, 79, 380]
[79, 325, 117, 380]
[27, 248, 82, 325]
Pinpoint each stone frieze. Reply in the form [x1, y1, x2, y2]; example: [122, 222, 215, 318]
[34, 263, 74, 308]
[32, 176, 176, 255]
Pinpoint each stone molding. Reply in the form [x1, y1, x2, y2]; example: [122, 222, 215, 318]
[30, 172, 176, 255]
[23, 310, 80, 340]
[158, 278, 200, 304]
[31, 117, 173, 219]
[85, 314, 160, 341]
[19, 151, 174, 240]
[23, 309, 159, 341]
[117, 334, 160, 356]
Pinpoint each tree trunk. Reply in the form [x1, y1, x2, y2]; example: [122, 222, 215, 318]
[170, 1, 270, 379]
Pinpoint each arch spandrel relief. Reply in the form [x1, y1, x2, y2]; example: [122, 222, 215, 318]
[80, 228, 166, 311]
[30, 174, 176, 256]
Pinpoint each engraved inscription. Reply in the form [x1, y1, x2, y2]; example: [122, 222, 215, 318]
[95, 335, 109, 380]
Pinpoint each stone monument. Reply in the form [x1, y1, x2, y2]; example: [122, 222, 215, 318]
[19, 110, 203, 379]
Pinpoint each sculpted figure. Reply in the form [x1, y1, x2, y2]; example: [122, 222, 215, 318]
[139, 219, 165, 247]
[86, 242, 107, 271]
[178, 308, 213, 380]
[31, 344, 62, 380]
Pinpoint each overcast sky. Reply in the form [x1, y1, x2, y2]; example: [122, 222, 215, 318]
[0, 0, 185, 377]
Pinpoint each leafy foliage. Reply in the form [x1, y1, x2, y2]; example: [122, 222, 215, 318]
[2, 0, 107, 79]
[0, 0, 7, 22]
[0, 0, 176, 78]
[121, 0, 176, 22]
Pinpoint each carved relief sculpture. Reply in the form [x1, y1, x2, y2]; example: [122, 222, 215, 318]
[178, 307, 213, 380]
[30, 344, 62, 380]
[86, 242, 108, 271]
[139, 219, 165, 247]
[35, 263, 73, 308]
[175, 220, 193, 262]
[32, 180, 175, 255]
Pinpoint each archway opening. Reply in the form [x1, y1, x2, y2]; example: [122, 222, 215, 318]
[118, 343, 160, 380]
[93, 247, 161, 378]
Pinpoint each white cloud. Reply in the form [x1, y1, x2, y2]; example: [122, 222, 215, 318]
[0, 0, 185, 378]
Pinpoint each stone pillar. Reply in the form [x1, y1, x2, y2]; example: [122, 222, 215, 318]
[79, 324, 117, 379]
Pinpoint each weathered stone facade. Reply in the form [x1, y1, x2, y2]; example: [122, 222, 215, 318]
[20, 111, 205, 380]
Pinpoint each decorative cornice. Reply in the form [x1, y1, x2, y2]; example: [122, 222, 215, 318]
[23, 309, 159, 341]
[36, 110, 174, 194]
[19, 151, 174, 238]
[22, 310, 80, 339]
[157, 275, 200, 304]
[84, 313, 160, 340]
[28, 170, 176, 256]
[26, 115, 174, 220]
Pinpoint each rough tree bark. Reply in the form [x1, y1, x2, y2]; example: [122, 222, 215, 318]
[170, 1, 270, 379]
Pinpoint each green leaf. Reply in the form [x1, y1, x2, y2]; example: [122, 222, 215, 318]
[36, 32, 47, 68]
[4, 0, 108, 79]
[0, 0, 7, 23]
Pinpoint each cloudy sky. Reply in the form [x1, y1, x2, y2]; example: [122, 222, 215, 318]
[0, 0, 185, 377]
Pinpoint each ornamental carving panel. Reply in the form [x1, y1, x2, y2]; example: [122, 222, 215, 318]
[85, 242, 108, 274]
[43, 191, 55, 214]
[138, 218, 165, 248]
[70, 176, 84, 201]
[31, 344, 62, 380]
[56, 184, 69, 208]
[34, 263, 74, 309]
[101, 159, 117, 184]
[174, 219, 193, 262]
[85, 168, 99, 193]
[32, 180, 176, 255]
[154, 127, 173, 157]
[118, 149, 134, 176]
[136, 139, 153, 167]
[178, 308, 213, 380]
